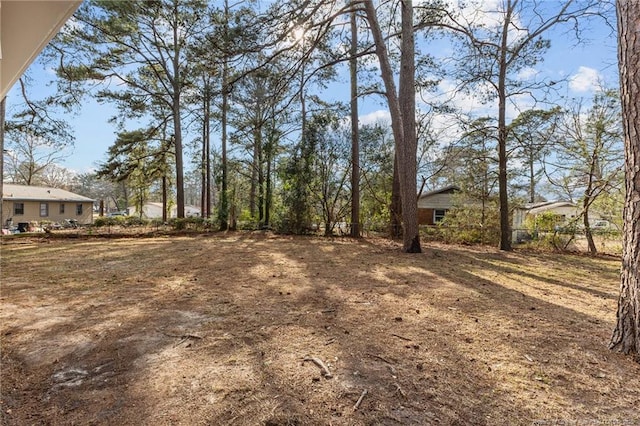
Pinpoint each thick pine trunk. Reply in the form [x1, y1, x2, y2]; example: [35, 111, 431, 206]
[201, 83, 208, 218]
[350, 6, 361, 238]
[172, 0, 185, 219]
[364, 0, 421, 253]
[610, 0, 640, 360]
[390, 157, 402, 239]
[497, 1, 513, 251]
[398, 0, 420, 253]
[219, 69, 229, 230]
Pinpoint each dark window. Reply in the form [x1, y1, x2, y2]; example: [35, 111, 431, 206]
[14, 203, 24, 215]
[434, 209, 448, 223]
[60, 204, 66, 214]
[40, 203, 49, 217]
[76, 204, 83, 215]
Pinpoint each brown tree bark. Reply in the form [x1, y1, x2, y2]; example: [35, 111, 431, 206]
[350, 5, 361, 238]
[610, 0, 640, 361]
[497, 0, 513, 251]
[390, 155, 402, 239]
[364, 0, 421, 253]
[398, 0, 421, 253]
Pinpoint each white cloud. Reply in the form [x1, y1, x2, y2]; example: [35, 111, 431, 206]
[517, 67, 539, 80]
[359, 109, 391, 125]
[569, 66, 602, 92]
[432, 79, 490, 114]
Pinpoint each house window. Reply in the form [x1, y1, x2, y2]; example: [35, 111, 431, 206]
[434, 209, 448, 223]
[60, 204, 66, 215]
[76, 204, 83, 215]
[40, 203, 49, 217]
[13, 203, 24, 215]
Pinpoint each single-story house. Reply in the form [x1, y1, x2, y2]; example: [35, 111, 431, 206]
[2, 184, 95, 227]
[512, 200, 610, 242]
[417, 185, 460, 225]
[127, 202, 201, 219]
[512, 201, 578, 230]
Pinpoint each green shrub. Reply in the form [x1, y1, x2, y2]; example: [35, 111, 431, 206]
[426, 204, 500, 246]
[92, 216, 127, 227]
[169, 218, 187, 230]
[124, 216, 147, 227]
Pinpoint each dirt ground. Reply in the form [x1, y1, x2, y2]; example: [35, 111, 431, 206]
[1, 231, 639, 425]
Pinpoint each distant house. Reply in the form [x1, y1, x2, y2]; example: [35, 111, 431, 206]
[512, 201, 578, 229]
[127, 202, 201, 219]
[417, 185, 461, 225]
[2, 184, 94, 227]
[512, 200, 610, 242]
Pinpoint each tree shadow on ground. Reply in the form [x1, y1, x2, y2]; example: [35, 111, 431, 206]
[1, 234, 638, 425]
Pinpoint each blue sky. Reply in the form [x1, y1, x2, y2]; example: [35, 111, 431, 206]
[3, 2, 619, 176]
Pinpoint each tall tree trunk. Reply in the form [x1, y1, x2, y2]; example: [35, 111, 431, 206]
[364, 0, 421, 253]
[201, 82, 207, 218]
[529, 151, 536, 203]
[390, 155, 402, 238]
[583, 183, 597, 254]
[257, 129, 264, 224]
[162, 175, 168, 223]
[205, 85, 211, 219]
[398, 0, 420, 253]
[218, 0, 230, 231]
[350, 5, 361, 238]
[173, 102, 185, 218]
[497, 0, 513, 251]
[219, 65, 229, 230]
[265, 134, 273, 227]
[250, 129, 258, 218]
[610, 0, 640, 360]
[172, 0, 185, 219]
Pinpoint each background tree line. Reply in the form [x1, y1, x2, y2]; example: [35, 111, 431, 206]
[2, 0, 623, 252]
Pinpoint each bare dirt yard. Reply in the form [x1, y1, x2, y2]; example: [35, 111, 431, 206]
[1, 232, 639, 425]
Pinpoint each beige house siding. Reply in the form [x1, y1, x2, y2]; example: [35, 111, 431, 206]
[417, 192, 455, 210]
[3, 200, 93, 225]
[2, 184, 94, 226]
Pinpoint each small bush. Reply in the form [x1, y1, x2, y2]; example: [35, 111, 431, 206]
[169, 218, 187, 230]
[92, 216, 127, 227]
[124, 216, 147, 227]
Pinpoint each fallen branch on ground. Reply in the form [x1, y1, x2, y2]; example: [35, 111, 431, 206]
[353, 389, 368, 410]
[156, 329, 204, 340]
[303, 356, 333, 378]
[366, 353, 395, 364]
[391, 333, 412, 341]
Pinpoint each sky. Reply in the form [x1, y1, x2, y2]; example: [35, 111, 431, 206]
[2, 1, 620, 177]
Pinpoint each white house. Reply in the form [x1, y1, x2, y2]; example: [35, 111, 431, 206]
[127, 202, 201, 219]
[512, 200, 610, 242]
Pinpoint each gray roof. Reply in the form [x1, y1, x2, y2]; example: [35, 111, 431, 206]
[418, 185, 460, 199]
[526, 201, 576, 215]
[2, 184, 94, 202]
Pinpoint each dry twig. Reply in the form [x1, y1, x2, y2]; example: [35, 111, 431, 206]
[391, 333, 412, 341]
[353, 389, 368, 410]
[303, 356, 333, 378]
